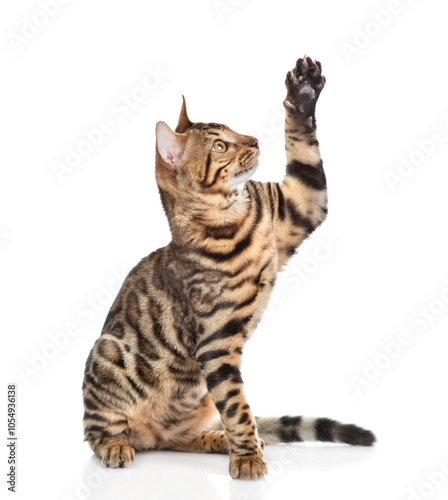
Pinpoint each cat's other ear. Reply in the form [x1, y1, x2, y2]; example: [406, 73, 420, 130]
[156, 121, 188, 168]
[175, 96, 193, 133]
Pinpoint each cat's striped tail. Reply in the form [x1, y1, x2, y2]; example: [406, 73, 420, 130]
[255, 416, 376, 446]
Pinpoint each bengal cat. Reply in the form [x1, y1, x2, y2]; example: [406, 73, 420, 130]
[82, 57, 375, 480]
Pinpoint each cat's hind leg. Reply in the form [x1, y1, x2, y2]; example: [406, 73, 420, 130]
[87, 433, 135, 468]
[170, 430, 229, 454]
[83, 404, 135, 467]
[83, 333, 148, 467]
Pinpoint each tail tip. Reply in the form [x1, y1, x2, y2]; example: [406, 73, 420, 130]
[338, 424, 376, 446]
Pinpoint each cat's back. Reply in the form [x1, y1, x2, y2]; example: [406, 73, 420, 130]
[100, 247, 165, 338]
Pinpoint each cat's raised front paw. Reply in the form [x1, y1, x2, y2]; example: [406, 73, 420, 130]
[284, 56, 326, 117]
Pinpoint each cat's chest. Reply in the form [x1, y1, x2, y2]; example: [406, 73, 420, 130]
[182, 235, 277, 327]
[245, 248, 278, 330]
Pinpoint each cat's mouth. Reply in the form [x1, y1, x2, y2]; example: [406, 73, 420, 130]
[235, 161, 258, 178]
[235, 155, 259, 178]
[231, 160, 258, 189]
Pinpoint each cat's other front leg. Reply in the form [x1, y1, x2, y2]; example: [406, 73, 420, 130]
[195, 330, 267, 480]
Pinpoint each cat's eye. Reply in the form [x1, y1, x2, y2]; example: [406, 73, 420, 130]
[212, 140, 227, 153]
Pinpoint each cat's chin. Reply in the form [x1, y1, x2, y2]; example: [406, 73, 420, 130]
[232, 161, 259, 188]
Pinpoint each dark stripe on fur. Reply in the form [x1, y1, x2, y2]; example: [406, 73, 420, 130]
[315, 418, 335, 442]
[234, 291, 258, 310]
[206, 363, 243, 391]
[286, 199, 315, 234]
[202, 163, 230, 188]
[193, 300, 236, 318]
[274, 183, 286, 220]
[286, 160, 327, 190]
[237, 412, 249, 424]
[226, 403, 239, 418]
[266, 182, 276, 218]
[195, 316, 251, 352]
[280, 416, 303, 442]
[201, 153, 212, 184]
[196, 348, 230, 365]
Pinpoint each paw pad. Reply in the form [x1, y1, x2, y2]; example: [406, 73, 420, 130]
[102, 443, 135, 469]
[284, 56, 325, 117]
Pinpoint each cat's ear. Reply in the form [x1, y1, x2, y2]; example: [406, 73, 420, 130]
[175, 96, 193, 133]
[156, 121, 187, 168]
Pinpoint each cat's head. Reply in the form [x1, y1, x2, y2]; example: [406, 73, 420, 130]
[155, 97, 259, 201]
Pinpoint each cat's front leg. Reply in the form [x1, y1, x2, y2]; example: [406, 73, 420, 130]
[252, 57, 328, 268]
[266, 57, 328, 268]
[282, 57, 328, 231]
[195, 332, 267, 480]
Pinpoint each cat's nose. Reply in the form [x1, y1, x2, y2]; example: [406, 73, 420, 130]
[248, 138, 259, 148]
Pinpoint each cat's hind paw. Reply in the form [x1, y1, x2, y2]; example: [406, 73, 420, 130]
[101, 441, 135, 468]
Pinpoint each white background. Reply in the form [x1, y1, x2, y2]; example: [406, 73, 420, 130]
[2, 1, 448, 499]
